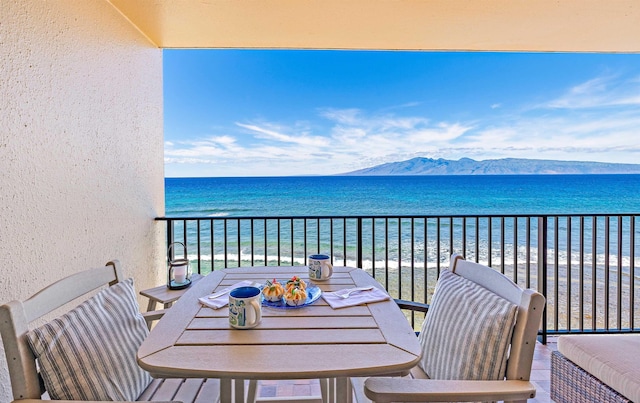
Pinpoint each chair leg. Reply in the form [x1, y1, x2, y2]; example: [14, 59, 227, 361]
[336, 377, 351, 403]
[220, 379, 232, 402]
[246, 379, 258, 403]
[320, 378, 330, 403]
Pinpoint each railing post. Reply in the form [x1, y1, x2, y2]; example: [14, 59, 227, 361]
[166, 219, 174, 258]
[538, 216, 548, 344]
[164, 219, 174, 282]
[357, 217, 363, 269]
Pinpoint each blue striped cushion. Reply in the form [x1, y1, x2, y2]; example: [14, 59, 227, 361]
[26, 278, 152, 401]
[417, 269, 518, 380]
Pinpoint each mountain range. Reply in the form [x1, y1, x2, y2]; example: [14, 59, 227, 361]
[341, 157, 640, 175]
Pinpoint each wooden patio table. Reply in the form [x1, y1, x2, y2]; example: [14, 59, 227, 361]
[137, 266, 422, 403]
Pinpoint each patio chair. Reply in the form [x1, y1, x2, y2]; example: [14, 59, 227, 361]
[0, 260, 223, 403]
[352, 254, 546, 403]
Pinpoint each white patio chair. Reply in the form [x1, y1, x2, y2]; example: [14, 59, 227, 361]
[0, 260, 235, 403]
[352, 254, 546, 403]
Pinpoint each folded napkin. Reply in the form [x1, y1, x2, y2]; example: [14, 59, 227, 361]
[198, 280, 256, 309]
[322, 286, 390, 309]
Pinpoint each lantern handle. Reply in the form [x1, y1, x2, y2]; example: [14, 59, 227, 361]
[167, 242, 187, 263]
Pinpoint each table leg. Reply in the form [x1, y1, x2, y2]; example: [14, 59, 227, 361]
[234, 378, 245, 403]
[220, 379, 232, 403]
[146, 299, 157, 312]
[336, 377, 351, 403]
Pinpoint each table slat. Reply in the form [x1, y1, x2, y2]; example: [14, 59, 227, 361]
[196, 304, 372, 318]
[188, 316, 378, 330]
[178, 328, 386, 345]
[138, 271, 225, 359]
[350, 269, 423, 356]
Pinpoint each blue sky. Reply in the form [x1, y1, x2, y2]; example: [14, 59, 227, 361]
[164, 50, 640, 177]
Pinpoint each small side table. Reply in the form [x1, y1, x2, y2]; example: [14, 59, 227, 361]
[139, 273, 204, 312]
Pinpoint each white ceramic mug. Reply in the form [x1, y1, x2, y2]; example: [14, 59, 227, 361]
[308, 254, 333, 281]
[228, 286, 262, 329]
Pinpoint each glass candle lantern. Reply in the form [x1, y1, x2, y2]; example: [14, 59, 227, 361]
[167, 242, 192, 290]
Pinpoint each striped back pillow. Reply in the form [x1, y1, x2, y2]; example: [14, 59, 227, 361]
[417, 269, 518, 380]
[27, 278, 152, 401]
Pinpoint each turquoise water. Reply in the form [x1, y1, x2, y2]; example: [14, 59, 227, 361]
[166, 174, 640, 217]
[165, 175, 640, 267]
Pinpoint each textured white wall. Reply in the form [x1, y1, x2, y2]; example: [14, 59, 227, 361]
[0, 1, 164, 400]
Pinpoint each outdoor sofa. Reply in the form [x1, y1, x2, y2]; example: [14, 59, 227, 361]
[551, 334, 640, 402]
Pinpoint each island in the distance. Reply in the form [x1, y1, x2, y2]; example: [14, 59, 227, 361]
[340, 157, 640, 175]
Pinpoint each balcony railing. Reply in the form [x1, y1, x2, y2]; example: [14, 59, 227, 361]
[157, 214, 639, 342]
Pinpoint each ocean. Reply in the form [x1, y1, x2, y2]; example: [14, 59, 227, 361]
[165, 174, 640, 268]
[166, 174, 640, 217]
[165, 175, 640, 330]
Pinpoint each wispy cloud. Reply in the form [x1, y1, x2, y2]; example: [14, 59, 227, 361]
[380, 101, 422, 111]
[236, 123, 329, 147]
[318, 108, 361, 125]
[546, 74, 640, 109]
[165, 109, 474, 175]
[165, 73, 640, 176]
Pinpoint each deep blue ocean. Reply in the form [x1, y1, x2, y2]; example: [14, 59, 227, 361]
[165, 175, 640, 269]
[166, 174, 640, 217]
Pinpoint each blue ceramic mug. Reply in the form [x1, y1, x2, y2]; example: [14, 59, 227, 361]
[228, 286, 262, 329]
[308, 254, 333, 281]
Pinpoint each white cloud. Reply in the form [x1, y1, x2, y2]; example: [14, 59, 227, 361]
[164, 157, 217, 164]
[209, 135, 236, 145]
[411, 123, 470, 142]
[449, 109, 640, 164]
[546, 74, 640, 109]
[380, 101, 422, 111]
[236, 122, 329, 147]
[318, 108, 361, 125]
[331, 126, 368, 145]
[165, 135, 244, 159]
[464, 127, 517, 145]
[166, 73, 640, 176]
[167, 109, 473, 175]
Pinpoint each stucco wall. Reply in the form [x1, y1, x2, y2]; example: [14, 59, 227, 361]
[0, 1, 164, 400]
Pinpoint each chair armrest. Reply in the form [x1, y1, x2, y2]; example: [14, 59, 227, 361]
[394, 299, 429, 313]
[364, 378, 536, 402]
[142, 309, 166, 324]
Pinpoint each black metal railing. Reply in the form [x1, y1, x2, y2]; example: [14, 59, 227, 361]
[157, 214, 639, 341]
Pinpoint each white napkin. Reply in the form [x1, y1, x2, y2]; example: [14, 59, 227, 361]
[322, 287, 390, 309]
[198, 280, 256, 309]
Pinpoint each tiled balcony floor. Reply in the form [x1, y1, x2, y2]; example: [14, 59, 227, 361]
[529, 338, 557, 403]
[254, 339, 557, 402]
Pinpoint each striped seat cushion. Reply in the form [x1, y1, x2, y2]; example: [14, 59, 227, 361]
[27, 278, 152, 401]
[417, 269, 518, 380]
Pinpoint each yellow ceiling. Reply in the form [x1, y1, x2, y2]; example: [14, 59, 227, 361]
[108, 0, 640, 52]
